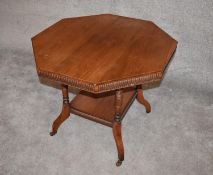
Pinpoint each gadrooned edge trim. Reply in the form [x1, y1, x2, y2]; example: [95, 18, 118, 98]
[38, 70, 162, 93]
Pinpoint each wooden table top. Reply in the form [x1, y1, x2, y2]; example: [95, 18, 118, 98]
[32, 14, 177, 93]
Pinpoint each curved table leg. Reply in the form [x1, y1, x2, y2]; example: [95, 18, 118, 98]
[136, 85, 151, 113]
[113, 121, 124, 166]
[50, 84, 70, 136]
[113, 90, 124, 167]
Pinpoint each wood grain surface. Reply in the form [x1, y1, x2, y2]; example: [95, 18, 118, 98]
[32, 14, 177, 93]
[70, 88, 136, 127]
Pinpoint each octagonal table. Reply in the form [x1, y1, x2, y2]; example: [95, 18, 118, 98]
[32, 14, 177, 166]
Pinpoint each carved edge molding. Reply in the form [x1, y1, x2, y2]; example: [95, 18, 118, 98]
[38, 69, 162, 93]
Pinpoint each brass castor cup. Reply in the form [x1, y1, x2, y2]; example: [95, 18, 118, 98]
[50, 131, 57, 136]
[116, 160, 122, 166]
[146, 109, 151, 113]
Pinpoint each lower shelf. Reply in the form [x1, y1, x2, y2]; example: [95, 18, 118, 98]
[70, 88, 136, 127]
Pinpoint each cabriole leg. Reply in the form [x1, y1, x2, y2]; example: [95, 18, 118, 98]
[136, 85, 151, 113]
[50, 84, 70, 136]
[112, 90, 124, 167]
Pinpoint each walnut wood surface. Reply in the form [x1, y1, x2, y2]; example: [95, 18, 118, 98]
[70, 88, 136, 127]
[50, 84, 70, 136]
[49, 84, 151, 166]
[32, 14, 177, 93]
[136, 85, 151, 113]
[113, 121, 124, 166]
[113, 90, 124, 166]
[33, 14, 177, 167]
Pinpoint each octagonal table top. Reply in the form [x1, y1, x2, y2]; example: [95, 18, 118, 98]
[32, 14, 177, 93]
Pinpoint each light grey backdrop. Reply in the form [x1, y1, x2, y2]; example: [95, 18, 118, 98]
[0, 1, 213, 175]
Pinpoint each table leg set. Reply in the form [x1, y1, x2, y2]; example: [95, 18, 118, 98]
[50, 85, 150, 166]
